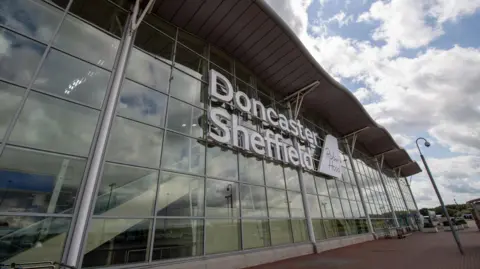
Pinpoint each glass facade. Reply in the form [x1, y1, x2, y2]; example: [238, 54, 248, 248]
[0, 0, 418, 268]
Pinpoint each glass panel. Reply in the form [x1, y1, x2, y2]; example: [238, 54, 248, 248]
[240, 184, 267, 218]
[291, 219, 308, 243]
[206, 146, 238, 181]
[178, 30, 205, 55]
[284, 167, 300, 191]
[269, 219, 292, 245]
[264, 161, 285, 189]
[0, 0, 63, 43]
[323, 219, 338, 238]
[313, 219, 326, 240]
[10, 92, 98, 156]
[134, 23, 173, 62]
[34, 49, 110, 108]
[336, 180, 348, 198]
[94, 163, 157, 216]
[307, 194, 321, 218]
[205, 179, 238, 217]
[174, 45, 206, 78]
[336, 219, 348, 236]
[54, 11, 122, 70]
[341, 199, 352, 218]
[331, 197, 344, 218]
[235, 62, 252, 84]
[117, 79, 167, 127]
[161, 131, 205, 175]
[152, 219, 204, 260]
[239, 154, 264, 185]
[242, 219, 270, 249]
[170, 69, 205, 108]
[0, 28, 46, 86]
[318, 196, 333, 218]
[288, 191, 304, 218]
[0, 82, 24, 139]
[127, 48, 171, 93]
[106, 117, 163, 168]
[157, 172, 204, 217]
[315, 176, 328, 196]
[303, 172, 316, 194]
[0, 146, 85, 213]
[166, 98, 204, 138]
[82, 219, 150, 267]
[327, 179, 339, 197]
[266, 188, 289, 218]
[0, 216, 70, 263]
[144, 15, 176, 38]
[210, 47, 232, 73]
[205, 219, 240, 254]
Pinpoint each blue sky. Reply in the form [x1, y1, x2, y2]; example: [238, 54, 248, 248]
[266, 0, 480, 208]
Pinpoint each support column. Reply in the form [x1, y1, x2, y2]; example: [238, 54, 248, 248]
[405, 177, 423, 229]
[64, 9, 136, 268]
[344, 138, 375, 237]
[287, 103, 317, 253]
[375, 160, 400, 227]
[394, 170, 411, 226]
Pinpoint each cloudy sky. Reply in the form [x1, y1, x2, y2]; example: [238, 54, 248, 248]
[266, 0, 480, 208]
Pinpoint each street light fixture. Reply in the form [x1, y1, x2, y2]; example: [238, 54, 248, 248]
[416, 137, 464, 255]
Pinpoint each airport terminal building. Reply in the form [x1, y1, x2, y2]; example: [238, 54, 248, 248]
[0, 1, 422, 268]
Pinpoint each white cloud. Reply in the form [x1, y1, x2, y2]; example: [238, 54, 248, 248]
[327, 11, 354, 27]
[265, 0, 480, 208]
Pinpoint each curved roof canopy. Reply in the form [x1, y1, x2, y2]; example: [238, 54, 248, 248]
[151, 0, 422, 177]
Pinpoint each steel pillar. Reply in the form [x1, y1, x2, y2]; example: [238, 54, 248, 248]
[344, 138, 375, 237]
[375, 160, 400, 227]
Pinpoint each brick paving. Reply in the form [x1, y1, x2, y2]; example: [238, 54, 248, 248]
[246, 224, 480, 269]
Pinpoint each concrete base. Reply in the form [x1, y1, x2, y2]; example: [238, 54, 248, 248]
[149, 234, 375, 269]
[422, 227, 438, 233]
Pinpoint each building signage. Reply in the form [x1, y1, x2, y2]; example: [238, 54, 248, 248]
[206, 69, 342, 178]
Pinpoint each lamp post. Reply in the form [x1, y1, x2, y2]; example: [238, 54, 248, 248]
[416, 137, 464, 255]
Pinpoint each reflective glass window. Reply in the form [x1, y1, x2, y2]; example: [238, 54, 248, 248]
[341, 199, 352, 218]
[210, 47, 232, 74]
[34, 49, 110, 108]
[0, 82, 24, 139]
[10, 92, 99, 156]
[336, 180, 348, 198]
[205, 179, 238, 218]
[307, 194, 321, 218]
[318, 196, 333, 218]
[117, 79, 167, 127]
[205, 219, 240, 254]
[206, 146, 238, 181]
[291, 219, 308, 243]
[174, 45, 206, 78]
[331, 198, 344, 218]
[126, 48, 171, 93]
[0, 0, 63, 43]
[240, 184, 267, 218]
[82, 219, 150, 267]
[169, 69, 205, 108]
[152, 219, 204, 260]
[323, 219, 338, 238]
[134, 23, 173, 61]
[242, 219, 270, 249]
[157, 172, 204, 217]
[284, 167, 300, 191]
[315, 176, 328, 196]
[0, 28, 46, 86]
[106, 117, 163, 168]
[239, 154, 264, 185]
[270, 219, 292, 245]
[287, 191, 305, 218]
[313, 219, 326, 240]
[161, 131, 205, 175]
[266, 188, 289, 218]
[93, 163, 157, 216]
[327, 179, 339, 197]
[0, 216, 70, 262]
[336, 219, 348, 236]
[166, 98, 204, 138]
[0, 146, 85, 214]
[264, 161, 285, 189]
[303, 172, 316, 194]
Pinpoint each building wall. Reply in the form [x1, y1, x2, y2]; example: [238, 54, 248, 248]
[0, 0, 411, 268]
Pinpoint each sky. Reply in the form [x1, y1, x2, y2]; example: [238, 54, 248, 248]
[266, 0, 480, 208]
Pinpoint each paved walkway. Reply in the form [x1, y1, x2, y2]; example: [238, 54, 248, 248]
[247, 225, 480, 269]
